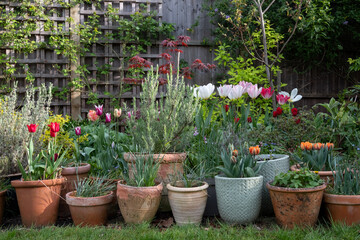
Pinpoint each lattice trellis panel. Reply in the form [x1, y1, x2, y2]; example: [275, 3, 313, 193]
[79, 0, 164, 119]
[0, 1, 71, 115]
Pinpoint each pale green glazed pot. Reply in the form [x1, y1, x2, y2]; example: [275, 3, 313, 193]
[256, 154, 290, 216]
[215, 175, 263, 224]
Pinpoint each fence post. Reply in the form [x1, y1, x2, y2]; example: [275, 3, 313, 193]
[70, 4, 81, 119]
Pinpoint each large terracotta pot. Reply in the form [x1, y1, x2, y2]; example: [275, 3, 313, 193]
[0, 190, 7, 224]
[323, 193, 360, 225]
[11, 178, 65, 227]
[290, 164, 334, 184]
[117, 181, 163, 224]
[123, 152, 186, 212]
[267, 182, 326, 229]
[167, 181, 208, 225]
[66, 191, 114, 226]
[59, 163, 91, 217]
[215, 175, 263, 224]
[257, 154, 290, 216]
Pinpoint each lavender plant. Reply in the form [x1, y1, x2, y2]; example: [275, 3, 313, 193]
[0, 83, 52, 175]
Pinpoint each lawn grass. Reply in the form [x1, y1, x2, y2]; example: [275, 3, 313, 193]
[1, 221, 359, 240]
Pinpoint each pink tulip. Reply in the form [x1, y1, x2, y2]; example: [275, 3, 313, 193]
[261, 87, 274, 99]
[95, 105, 103, 116]
[75, 126, 81, 136]
[238, 81, 253, 91]
[247, 84, 262, 99]
[276, 94, 290, 105]
[105, 113, 111, 123]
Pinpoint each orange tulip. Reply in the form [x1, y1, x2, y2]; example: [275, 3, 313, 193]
[249, 145, 260, 155]
[88, 110, 99, 122]
[326, 142, 334, 149]
[300, 142, 312, 151]
[313, 142, 323, 150]
[232, 149, 238, 157]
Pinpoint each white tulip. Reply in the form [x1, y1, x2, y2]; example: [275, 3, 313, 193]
[193, 83, 215, 99]
[278, 88, 302, 102]
[228, 85, 246, 100]
[217, 85, 232, 97]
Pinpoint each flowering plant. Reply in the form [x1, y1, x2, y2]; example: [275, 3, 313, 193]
[293, 142, 338, 171]
[218, 144, 262, 178]
[18, 122, 67, 181]
[272, 168, 323, 189]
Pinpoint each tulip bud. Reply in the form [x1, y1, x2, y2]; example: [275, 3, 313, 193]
[75, 126, 81, 136]
[231, 156, 237, 164]
[105, 113, 111, 123]
[95, 104, 103, 116]
[232, 149, 238, 157]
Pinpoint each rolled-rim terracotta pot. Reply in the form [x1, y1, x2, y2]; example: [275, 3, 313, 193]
[123, 152, 186, 212]
[117, 181, 163, 224]
[66, 191, 114, 226]
[11, 178, 65, 227]
[167, 181, 208, 225]
[290, 164, 334, 184]
[267, 182, 326, 229]
[0, 190, 7, 224]
[59, 163, 91, 217]
[323, 192, 360, 225]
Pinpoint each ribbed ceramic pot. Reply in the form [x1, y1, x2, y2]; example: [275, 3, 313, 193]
[323, 193, 360, 226]
[167, 181, 208, 225]
[117, 181, 163, 224]
[267, 182, 326, 229]
[256, 154, 289, 216]
[59, 163, 91, 217]
[0, 190, 6, 224]
[123, 152, 186, 212]
[215, 175, 263, 224]
[11, 178, 65, 227]
[66, 191, 114, 226]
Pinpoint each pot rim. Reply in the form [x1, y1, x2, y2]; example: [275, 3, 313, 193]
[61, 163, 91, 175]
[256, 154, 289, 163]
[266, 181, 327, 193]
[11, 177, 65, 188]
[66, 191, 114, 206]
[323, 192, 360, 204]
[166, 181, 209, 192]
[0, 189, 7, 196]
[290, 164, 334, 175]
[117, 180, 163, 190]
[123, 152, 186, 163]
[215, 174, 263, 181]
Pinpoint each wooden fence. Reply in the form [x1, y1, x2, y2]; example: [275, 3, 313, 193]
[0, 0, 356, 119]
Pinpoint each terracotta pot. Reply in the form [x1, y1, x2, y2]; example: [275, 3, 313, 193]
[66, 191, 114, 226]
[123, 152, 186, 212]
[59, 163, 91, 217]
[11, 178, 65, 227]
[117, 181, 163, 224]
[167, 181, 208, 225]
[323, 193, 360, 225]
[267, 182, 326, 229]
[290, 164, 334, 184]
[0, 190, 7, 224]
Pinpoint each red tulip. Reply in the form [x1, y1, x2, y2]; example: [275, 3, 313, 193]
[276, 94, 290, 105]
[27, 124, 38, 133]
[291, 108, 298, 116]
[224, 105, 230, 112]
[261, 87, 274, 99]
[247, 116, 252, 123]
[234, 117, 240, 123]
[295, 118, 301, 124]
[273, 111, 278, 117]
[48, 122, 60, 133]
[50, 130, 57, 138]
[276, 107, 283, 115]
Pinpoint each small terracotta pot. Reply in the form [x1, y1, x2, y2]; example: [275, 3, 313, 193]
[59, 163, 91, 217]
[0, 190, 7, 224]
[323, 193, 360, 225]
[11, 178, 65, 227]
[66, 191, 114, 226]
[117, 181, 163, 224]
[167, 181, 208, 225]
[267, 182, 326, 229]
[290, 164, 334, 184]
[123, 152, 186, 212]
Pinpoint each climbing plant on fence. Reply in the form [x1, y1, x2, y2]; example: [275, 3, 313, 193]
[0, 0, 173, 118]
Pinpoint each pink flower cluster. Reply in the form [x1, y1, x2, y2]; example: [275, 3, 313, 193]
[217, 82, 274, 100]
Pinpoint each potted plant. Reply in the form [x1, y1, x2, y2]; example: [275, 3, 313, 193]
[215, 144, 263, 224]
[11, 123, 67, 227]
[124, 69, 200, 211]
[167, 163, 209, 225]
[66, 177, 115, 226]
[0, 180, 10, 224]
[267, 168, 326, 229]
[256, 153, 290, 215]
[323, 164, 360, 225]
[292, 142, 338, 182]
[117, 153, 163, 223]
